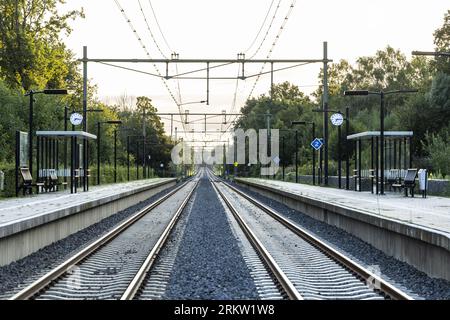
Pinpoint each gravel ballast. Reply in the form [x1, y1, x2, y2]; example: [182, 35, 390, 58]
[161, 175, 259, 299]
[231, 181, 450, 300]
[0, 182, 181, 298]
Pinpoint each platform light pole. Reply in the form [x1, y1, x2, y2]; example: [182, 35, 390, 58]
[24, 89, 68, 177]
[344, 89, 417, 195]
[292, 121, 316, 185]
[97, 120, 122, 185]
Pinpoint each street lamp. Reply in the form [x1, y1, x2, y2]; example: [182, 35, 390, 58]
[292, 121, 316, 185]
[344, 89, 417, 195]
[411, 51, 450, 57]
[24, 89, 68, 176]
[97, 120, 122, 185]
[180, 100, 206, 105]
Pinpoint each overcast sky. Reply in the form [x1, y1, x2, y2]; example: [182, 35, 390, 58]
[61, 0, 448, 139]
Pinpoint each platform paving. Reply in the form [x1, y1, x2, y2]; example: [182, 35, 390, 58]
[236, 178, 450, 235]
[0, 178, 172, 236]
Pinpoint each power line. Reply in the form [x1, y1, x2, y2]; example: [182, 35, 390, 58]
[148, 0, 173, 53]
[246, 0, 297, 100]
[113, 0, 189, 135]
[223, 0, 297, 136]
[144, 0, 184, 111]
[247, 0, 283, 59]
[137, 0, 168, 58]
[244, 0, 276, 54]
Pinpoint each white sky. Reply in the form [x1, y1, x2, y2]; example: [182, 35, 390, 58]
[61, 0, 449, 140]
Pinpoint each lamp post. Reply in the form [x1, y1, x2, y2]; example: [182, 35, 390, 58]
[344, 89, 417, 195]
[97, 120, 122, 185]
[24, 89, 68, 176]
[292, 121, 316, 185]
[411, 51, 450, 57]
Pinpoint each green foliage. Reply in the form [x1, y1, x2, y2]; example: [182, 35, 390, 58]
[0, 0, 84, 91]
[0, 162, 16, 197]
[432, 10, 450, 73]
[423, 127, 450, 178]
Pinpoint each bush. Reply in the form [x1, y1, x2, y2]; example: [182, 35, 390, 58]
[424, 129, 450, 178]
[0, 162, 17, 198]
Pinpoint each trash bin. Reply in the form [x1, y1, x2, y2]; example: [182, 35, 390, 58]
[418, 169, 428, 198]
[0, 170, 4, 191]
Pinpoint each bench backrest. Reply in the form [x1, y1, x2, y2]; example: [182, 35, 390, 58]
[49, 170, 58, 182]
[404, 169, 417, 183]
[20, 167, 33, 183]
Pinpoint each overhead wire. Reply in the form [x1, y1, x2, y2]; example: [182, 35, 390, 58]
[113, 0, 188, 135]
[243, 0, 276, 55]
[222, 0, 297, 138]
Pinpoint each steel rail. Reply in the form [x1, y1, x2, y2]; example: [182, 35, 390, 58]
[121, 179, 199, 300]
[9, 180, 192, 300]
[210, 176, 303, 300]
[219, 177, 413, 300]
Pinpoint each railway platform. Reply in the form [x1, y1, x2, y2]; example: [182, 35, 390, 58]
[235, 178, 450, 281]
[0, 178, 177, 266]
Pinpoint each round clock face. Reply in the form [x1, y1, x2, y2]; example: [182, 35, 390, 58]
[70, 113, 83, 126]
[330, 113, 344, 126]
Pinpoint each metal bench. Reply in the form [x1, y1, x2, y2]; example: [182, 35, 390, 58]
[392, 168, 418, 197]
[19, 167, 45, 195]
[43, 170, 68, 192]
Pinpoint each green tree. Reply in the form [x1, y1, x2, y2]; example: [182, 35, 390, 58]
[423, 127, 450, 177]
[433, 9, 450, 73]
[0, 0, 84, 91]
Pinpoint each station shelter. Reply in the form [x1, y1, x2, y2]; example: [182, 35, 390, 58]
[346, 131, 413, 194]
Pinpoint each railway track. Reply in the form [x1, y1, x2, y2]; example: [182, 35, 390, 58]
[9, 167, 413, 300]
[9, 176, 199, 300]
[207, 169, 413, 300]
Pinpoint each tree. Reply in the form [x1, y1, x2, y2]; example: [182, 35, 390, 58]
[433, 10, 450, 73]
[424, 127, 450, 177]
[0, 0, 84, 91]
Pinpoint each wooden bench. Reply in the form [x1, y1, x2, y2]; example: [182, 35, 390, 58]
[392, 168, 418, 197]
[19, 167, 44, 195]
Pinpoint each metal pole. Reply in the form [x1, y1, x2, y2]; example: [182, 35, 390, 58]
[345, 107, 350, 190]
[36, 136, 40, 185]
[409, 136, 413, 168]
[64, 106, 68, 187]
[29, 92, 34, 175]
[323, 41, 329, 186]
[15, 131, 19, 196]
[338, 124, 342, 189]
[97, 122, 100, 185]
[312, 123, 316, 185]
[371, 137, 374, 194]
[375, 137, 379, 194]
[380, 91, 385, 195]
[282, 136, 285, 181]
[170, 114, 173, 139]
[206, 62, 210, 105]
[127, 136, 130, 181]
[295, 130, 298, 183]
[358, 139, 362, 192]
[114, 129, 117, 183]
[83, 46, 88, 192]
[136, 141, 139, 180]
